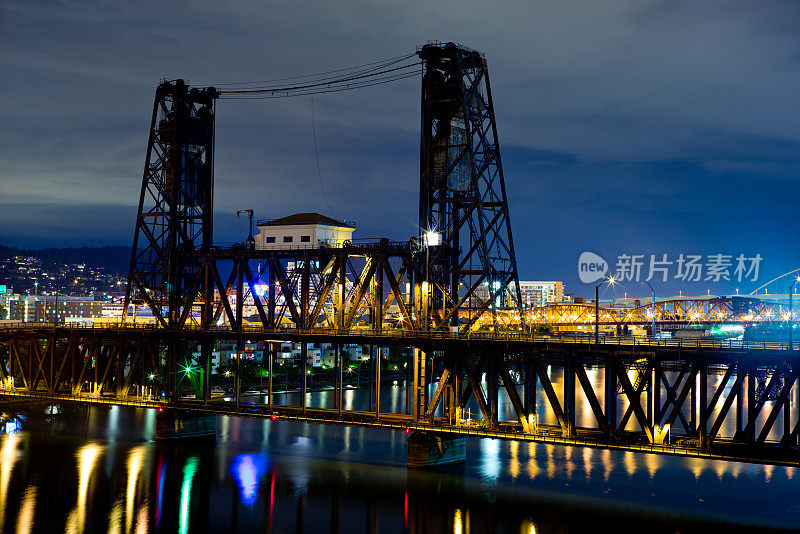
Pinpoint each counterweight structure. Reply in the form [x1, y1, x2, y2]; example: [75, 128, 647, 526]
[418, 43, 522, 329]
[123, 80, 218, 326]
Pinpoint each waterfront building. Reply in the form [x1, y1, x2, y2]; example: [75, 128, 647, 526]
[474, 280, 565, 309]
[8, 296, 103, 323]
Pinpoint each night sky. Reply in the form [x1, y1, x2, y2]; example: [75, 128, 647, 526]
[1, 1, 798, 298]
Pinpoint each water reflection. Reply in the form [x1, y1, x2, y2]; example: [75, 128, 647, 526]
[480, 438, 501, 480]
[522, 518, 537, 534]
[126, 445, 147, 533]
[108, 498, 123, 534]
[453, 507, 464, 534]
[17, 485, 37, 534]
[0, 405, 797, 533]
[179, 457, 199, 534]
[65, 443, 102, 534]
[0, 433, 22, 528]
[155, 455, 166, 530]
[231, 454, 268, 506]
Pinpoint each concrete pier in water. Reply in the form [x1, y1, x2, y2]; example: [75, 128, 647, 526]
[154, 408, 216, 441]
[407, 431, 466, 468]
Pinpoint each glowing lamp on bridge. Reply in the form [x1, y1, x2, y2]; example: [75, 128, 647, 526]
[424, 230, 441, 247]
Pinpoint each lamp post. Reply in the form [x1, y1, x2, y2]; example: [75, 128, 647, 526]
[790, 276, 799, 350]
[641, 281, 656, 338]
[595, 276, 615, 343]
[423, 230, 441, 331]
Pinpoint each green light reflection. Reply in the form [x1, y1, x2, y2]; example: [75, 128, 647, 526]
[179, 457, 199, 534]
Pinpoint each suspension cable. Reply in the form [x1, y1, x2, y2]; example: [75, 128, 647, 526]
[210, 53, 416, 87]
[216, 56, 421, 98]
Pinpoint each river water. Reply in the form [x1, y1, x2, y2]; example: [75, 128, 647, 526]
[1, 382, 799, 533]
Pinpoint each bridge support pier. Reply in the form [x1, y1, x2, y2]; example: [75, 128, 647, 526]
[413, 349, 427, 421]
[698, 361, 708, 449]
[407, 431, 465, 468]
[563, 354, 576, 438]
[488, 355, 499, 430]
[155, 408, 216, 441]
[605, 357, 617, 439]
[524, 358, 537, 424]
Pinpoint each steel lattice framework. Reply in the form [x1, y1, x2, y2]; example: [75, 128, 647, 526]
[123, 80, 218, 327]
[418, 43, 522, 330]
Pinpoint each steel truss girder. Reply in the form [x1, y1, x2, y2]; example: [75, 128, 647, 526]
[159, 245, 418, 332]
[1, 330, 797, 460]
[0, 335, 161, 399]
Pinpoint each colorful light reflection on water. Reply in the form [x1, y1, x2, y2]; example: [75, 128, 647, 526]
[0, 400, 798, 533]
[179, 457, 199, 534]
[231, 453, 269, 507]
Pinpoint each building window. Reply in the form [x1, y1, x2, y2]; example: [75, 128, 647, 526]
[300, 235, 311, 243]
[283, 236, 293, 243]
[266, 236, 276, 243]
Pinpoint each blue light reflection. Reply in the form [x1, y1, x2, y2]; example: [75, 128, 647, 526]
[231, 454, 269, 507]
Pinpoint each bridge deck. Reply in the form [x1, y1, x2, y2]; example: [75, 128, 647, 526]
[1, 324, 796, 360]
[1, 324, 798, 467]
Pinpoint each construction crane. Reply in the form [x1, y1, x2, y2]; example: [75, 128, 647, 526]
[237, 209, 255, 250]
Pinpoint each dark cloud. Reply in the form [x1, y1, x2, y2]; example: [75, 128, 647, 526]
[1, 0, 798, 296]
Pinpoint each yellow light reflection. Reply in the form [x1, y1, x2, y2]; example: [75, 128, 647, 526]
[126, 446, 146, 534]
[509, 441, 520, 479]
[453, 508, 463, 534]
[687, 457, 704, 480]
[66, 443, 102, 534]
[1, 434, 22, 530]
[602, 449, 613, 482]
[645, 453, 660, 479]
[16, 485, 37, 534]
[107, 498, 123, 534]
[521, 518, 537, 534]
[764, 463, 774, 483]
[730, 461, 742, 479]
[582, 447, 593, 482]
[526, 442, 540, 479]
[713, 460, 727, 480]
[545, 444, 556, 479]
[564, 446, 575, 480]
[623, 451, 636, 477]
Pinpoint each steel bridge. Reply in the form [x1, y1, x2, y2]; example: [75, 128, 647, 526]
[1, 43, 798, 466]
[1, 324, 798, 466]
[490, 296, 792, 327]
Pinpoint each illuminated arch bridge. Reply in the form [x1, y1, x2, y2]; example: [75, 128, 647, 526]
[483, 296, 792, 327]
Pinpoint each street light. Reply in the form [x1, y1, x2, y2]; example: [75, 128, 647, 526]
[422, 229, 441, 331]
[641, 281, 656, 338]
[595, 276, 616, 343]
[790, 276, 800, 350]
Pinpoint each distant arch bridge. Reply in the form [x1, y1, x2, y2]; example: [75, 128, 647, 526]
[487, 296, 792, 327]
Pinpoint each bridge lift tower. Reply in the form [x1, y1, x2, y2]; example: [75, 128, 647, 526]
[123, 80, 217, 326]
[123, 43, 522, 331]
[418, 43, 522, 329]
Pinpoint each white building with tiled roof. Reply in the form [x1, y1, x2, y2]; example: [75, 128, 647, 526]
[254, 212, 355, 250]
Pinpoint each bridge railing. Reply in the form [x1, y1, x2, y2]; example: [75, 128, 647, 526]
[0, 322, 797, 352]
